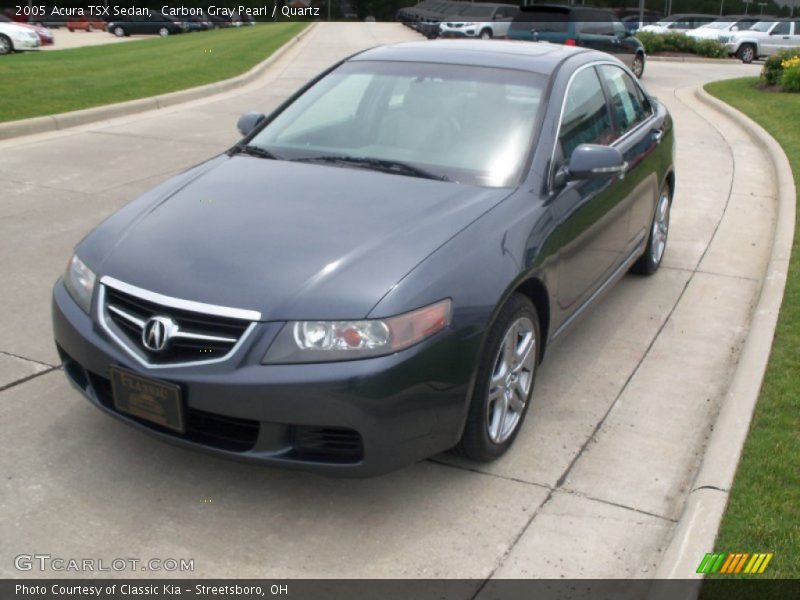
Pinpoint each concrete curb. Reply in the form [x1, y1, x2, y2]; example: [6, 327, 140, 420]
[647, 55, 739, 64]
[651, 86, 796, 590]
[0, 23, 315, 141]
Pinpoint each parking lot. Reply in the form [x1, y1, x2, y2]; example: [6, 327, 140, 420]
[0, 23, 771, 580]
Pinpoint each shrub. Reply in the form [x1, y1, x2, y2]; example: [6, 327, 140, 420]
[694, 39, 728, 58]
[662, 32, 695, 53]
[635, 31, 664, 54]
[779, 65, 800, 93]
[762, 49, 800, 85]
[635, 32, 727, 58]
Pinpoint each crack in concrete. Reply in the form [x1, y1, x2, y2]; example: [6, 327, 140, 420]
[0, 349, 57, 369]
[0, 365, 60, 394]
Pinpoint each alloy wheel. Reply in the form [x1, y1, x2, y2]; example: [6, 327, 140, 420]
[113, 26, 124, 37]
[0, 36, 11, 55]
[650, 192, 670, 265]
[632, 56, 644, 78]
[486, 317, 536, 444]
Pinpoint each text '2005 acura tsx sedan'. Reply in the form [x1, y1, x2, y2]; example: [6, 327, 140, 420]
[52, 40, 675, 476]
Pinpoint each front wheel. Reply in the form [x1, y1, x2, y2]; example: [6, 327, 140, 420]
[632, 185, 671, 275]
[0, 34, 12, 55]
[113, 26, 125, 37]
[737, 43, 755, 63]
[455, 294, 540, 461]
[87, 24, 94, 32]
[158, 27, 170, 37]
[632, 54, 645, 78]
[479, 29, 492, 40]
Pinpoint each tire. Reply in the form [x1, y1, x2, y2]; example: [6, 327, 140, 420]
[113, 26, 125, 37]
[158, 27, 170, 37]
[737, 43, 755, 63]
[0, 34, 12, 55]
[455, 294, 540, 461]
[87, 24, 93, 33]
[480, 29, 492, 40]
[632, 53, 645, 78]
[631, 183, 672, 275]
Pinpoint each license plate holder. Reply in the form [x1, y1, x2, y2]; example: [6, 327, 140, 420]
[109, 366, 185, 433]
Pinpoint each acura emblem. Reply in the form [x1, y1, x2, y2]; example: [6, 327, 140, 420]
[142, 316, 176, 352]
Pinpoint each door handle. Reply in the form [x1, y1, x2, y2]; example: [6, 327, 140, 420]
[653, 129, 664, 144]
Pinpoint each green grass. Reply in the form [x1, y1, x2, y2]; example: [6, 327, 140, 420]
[700, 78, 800, 589]
[0, 23, 307, 122]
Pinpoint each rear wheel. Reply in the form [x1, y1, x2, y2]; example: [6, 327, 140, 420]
[87, 24, 94, 32]
[632, 184, 671, 275]
[158, 27, 170, 37]
[455, 294, 540, 461]
[632, 53, 645, 78]
[737, 43, 756, 63]
[480, 28, 492, 40]
[0, 34, 12, 55]
[113, 26, 125, 37]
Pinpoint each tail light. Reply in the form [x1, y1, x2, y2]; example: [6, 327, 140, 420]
[565, 38, 577, 46]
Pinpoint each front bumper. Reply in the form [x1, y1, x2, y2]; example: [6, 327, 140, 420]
[13, 36, 41, 50]
[52, 281, 477, 477]
[439, 28, 478, 38]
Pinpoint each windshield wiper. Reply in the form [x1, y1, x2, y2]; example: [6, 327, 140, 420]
[292, 155, 450, 182]
[230, 144, 281, 160]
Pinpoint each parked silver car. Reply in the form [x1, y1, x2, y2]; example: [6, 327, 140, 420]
[438, 2, 518, 39]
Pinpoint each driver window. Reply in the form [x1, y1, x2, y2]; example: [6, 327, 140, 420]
[558, 67, 614, 159]
[773, 22, 790, 35]
[599, 65, 648, 138]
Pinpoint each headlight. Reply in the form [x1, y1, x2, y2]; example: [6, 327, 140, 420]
[64, 254, 96, 314]
[263, 299, 452, 364]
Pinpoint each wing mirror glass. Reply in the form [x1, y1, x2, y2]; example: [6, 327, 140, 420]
[558, 144, 628, 184]
[237, 112, 266, 137]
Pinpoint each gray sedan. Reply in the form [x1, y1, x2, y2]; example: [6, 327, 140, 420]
[52, 41, 675, 476]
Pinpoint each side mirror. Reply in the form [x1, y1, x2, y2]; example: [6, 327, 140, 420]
[731, 26, 739, 32]
[564, 144, 628, 181]
[237, 112, 266, 137]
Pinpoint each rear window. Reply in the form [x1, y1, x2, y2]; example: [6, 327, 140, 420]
[511, 8, 569, 33]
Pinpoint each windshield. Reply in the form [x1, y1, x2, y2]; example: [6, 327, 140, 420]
[706, 21, 734, 29]
[249, 61, 546, 187]
[655, 17, 677, 25]
[750, 21, 774, 32]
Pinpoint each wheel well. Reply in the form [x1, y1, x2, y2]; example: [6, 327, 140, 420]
[514, 278, 550, 362]
[665, 170, 675, 197]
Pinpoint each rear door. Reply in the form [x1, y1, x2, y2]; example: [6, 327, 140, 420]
[491, 6, 517, 37]
[761, 21, 792, 55]
[508, 6, 570, 42]
[597, 64, 661, 253]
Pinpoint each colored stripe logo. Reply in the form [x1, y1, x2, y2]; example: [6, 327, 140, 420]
[697, 552, 773, 574]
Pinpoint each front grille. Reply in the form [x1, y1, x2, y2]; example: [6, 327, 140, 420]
[290, 426, 364, 464]
[86, 371, 259, 452]
[103, 284, 253, 365]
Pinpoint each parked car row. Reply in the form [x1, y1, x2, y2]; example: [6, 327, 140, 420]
[0, 15, 50, 54]
[399, 1, 519, 39]
[401, 3, 647, 79]
[106, 10, 254, 38]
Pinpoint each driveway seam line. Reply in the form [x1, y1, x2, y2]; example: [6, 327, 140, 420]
[0, 350, 57, 369]
[0, 366, 60, 394]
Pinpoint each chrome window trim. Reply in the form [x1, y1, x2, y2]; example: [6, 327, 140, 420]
[97, 280, 259, 370]
[100, 276, 261, 321]
[548, 60, 655, 189]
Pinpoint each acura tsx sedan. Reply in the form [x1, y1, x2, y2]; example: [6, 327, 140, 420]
[52, 41, 675, 476]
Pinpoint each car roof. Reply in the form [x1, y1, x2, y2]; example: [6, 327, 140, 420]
[350, 40, 593, 75]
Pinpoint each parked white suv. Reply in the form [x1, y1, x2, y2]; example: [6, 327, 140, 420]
[438, 2, 518, 40]
[0, 20, 41, 55]
[722, 19, 800, 63]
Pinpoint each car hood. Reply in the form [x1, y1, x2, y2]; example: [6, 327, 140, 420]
[94, 155, 511, 321]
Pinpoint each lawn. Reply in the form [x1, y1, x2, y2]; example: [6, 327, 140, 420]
[701, 78, 800, 589]
[0, 23, 307, 122]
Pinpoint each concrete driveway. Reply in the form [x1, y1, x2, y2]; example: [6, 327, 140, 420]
[0, 24, 772, 581]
